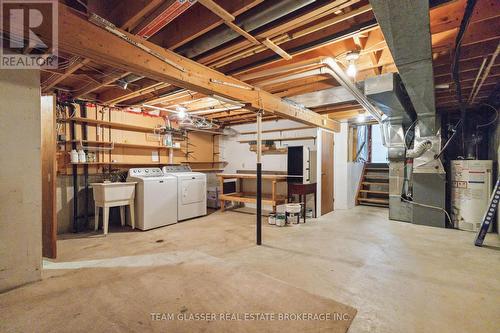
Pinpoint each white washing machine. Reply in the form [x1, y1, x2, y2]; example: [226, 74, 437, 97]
[127, 168, 177, 230]
[162, 165, 207, 221]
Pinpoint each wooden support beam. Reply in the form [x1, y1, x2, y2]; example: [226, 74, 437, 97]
[149, 0, 263, 49]
[261, 38, 292, 60]
[198, 0, 289, 55]
[199, 1, 369, 67]
[197, 0, 259, 45]
[197, 0, 235, 22]
[44, 0, 161, 94]
[430, 0, 500, 35]
[328, 109, 365, 120]
[226, 21, 260, 45]
[313, 103, 364, 115]
[103, 0, 165, 31]
[44, 5, 338, 130]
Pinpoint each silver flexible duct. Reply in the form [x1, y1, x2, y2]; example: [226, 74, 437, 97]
[406, 140, 432, 158]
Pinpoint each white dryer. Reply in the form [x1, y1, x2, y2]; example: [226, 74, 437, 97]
[162, 165, 207, 221]
[127, 168, 177, 230]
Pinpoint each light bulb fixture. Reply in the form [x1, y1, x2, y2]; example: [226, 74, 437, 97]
[346, 63, 357, 77]
[345, 50, 360, 78]
[176, 106, 187, 119]
[116, 79, 128, 90]
[357, 113, 366, 122]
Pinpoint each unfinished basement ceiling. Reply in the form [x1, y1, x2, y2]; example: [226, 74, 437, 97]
[41, 0, 500, 125]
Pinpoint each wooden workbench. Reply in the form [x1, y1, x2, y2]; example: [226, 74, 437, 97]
[217, 173, 288, 212]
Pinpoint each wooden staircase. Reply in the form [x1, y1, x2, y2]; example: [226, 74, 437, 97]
[356, 163, 389, 208]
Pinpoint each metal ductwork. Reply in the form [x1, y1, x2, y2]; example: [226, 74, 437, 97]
[364, 73, 416, 126]
[369, 0, 437, 137]
[369, 0, 445, 228]
[364, 72, 416, 161]
[177, 0, 316, 58]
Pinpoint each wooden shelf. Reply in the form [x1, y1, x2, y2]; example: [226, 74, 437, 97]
[238, 136, 316, 143]
[191, 168, 224, 172]
[66, 140, 182, 150]
[66, 117, 186, 138]
[70, 162, 162, 166]
[219, 193, 287, 206]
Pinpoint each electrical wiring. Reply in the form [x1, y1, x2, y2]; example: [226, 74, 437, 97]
[404, 119, 418, 150]
[476, 104, 499, 129]
[400, 196, 452, 226]
[75, 0, 88, 11]
[451, 0, 478, 155]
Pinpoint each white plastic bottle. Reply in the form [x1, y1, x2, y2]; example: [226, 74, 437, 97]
[70, 149, 79, 163]
[78, 149, 86, 163]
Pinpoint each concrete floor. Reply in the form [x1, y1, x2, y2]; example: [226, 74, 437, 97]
[1, 206, 500, 332]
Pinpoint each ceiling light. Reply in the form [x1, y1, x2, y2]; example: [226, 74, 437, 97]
[116, 79, 128, 90]
[357, 113, 366, 122]
[176, 106, 187, 119]
[345, 51, 360, 78]
[346, 63, 357, 77]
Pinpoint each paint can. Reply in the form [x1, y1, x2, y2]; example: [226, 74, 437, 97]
[286, 203, 302, 224]
[275, 213, 286, 227]
[268, 213, 276, 225]
[305, 208, 313, 218]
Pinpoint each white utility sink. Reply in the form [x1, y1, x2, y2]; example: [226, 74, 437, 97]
[90, 182, 137, 235]
[91, 182, 136, 203]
